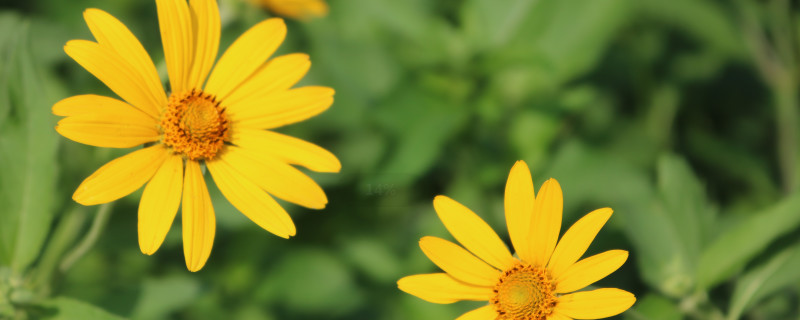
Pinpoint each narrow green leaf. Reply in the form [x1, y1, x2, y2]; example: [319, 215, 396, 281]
[697, 193, 800, 289]
[0, 19, 60, 272]
[727, 241, 800, 320]
[39, 297, 125, 320]
[0, 19, 59, 273]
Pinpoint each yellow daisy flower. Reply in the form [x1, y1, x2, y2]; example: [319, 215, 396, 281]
[53, 0, 340, 271]
[251, 0, 329, 20]
[398, 161, 635, 319]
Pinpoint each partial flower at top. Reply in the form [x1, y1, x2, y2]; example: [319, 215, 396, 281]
[53, 0, 339, 271]
[250, 0, 328, 20]
[398, 161, 635, 319]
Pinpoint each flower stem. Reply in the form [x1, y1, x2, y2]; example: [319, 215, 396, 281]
[58, 203, 113, 273]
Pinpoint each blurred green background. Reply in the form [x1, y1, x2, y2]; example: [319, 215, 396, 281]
[3, 0, 800, 319]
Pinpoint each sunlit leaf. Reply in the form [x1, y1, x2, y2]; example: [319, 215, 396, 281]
[728, 241, 800, 319]
[697, 193, 800, 289]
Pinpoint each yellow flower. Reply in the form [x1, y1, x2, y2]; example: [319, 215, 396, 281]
[53, 0, 340, 271]
[252, 0, 329, 20]
[398, 161, 635, 319]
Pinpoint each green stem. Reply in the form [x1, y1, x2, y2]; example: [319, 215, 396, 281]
[775, 81, 799, 193]
[28, 206, 88, 297]
[737, 0, 799, 193]
[58, 203, 113, 273]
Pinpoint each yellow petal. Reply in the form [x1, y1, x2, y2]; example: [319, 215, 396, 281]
[229, 86, 334, 129]
[220, 146, 328, 209]
[397, 273, 491, 304]
[204, 18, 286, 100]
[223, 53, 311, 107]
[157, 0, 194, 93]
[456, 305, 496, 320]
[261, 0, 328, 19]
[548, 312, 573, 320]
[138, 155, 183, 255]
[504, 160, 535, 262]
[83, 9, 166, 113]
[55, 113, 159, 148]
[556, 288, 636, 319]
[186, 0, 220, 89]
[433, 195, 515, 271]
[231, 129, 340, 173]
[64, 40, 161, 118]
[73, 145, 169, 205]
[206, 157, 296, 238]
[419, 236, 501, 287]
[548, 208, 613, 279]
[182, 160, 216, 272]
[529, 178, 563, 266]
[556, 250, 628, 294]
[52, 95, 154, 119]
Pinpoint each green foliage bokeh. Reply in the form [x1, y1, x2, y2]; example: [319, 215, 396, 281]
[2, 0, 800, 319]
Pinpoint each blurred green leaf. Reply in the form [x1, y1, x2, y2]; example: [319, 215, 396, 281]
[40, 297, 125, 320]
[370, 87, 468, 187]
[625, 293, 681, 320]
[340, 238, 402, 284]
[657, 154, 714, 270]
[638, 0, 745, 58]
[130, 274, 201, 320]
[728, 241, 800, 320]
[461, 0, 538, 51]
[0, 18, 59, 273]
[488, 0, 633, 89]
[0, 12, 20, 126]
[698, 193, 800, 289]
[262, 249, 362, 316]
[546, 142, 699, 296]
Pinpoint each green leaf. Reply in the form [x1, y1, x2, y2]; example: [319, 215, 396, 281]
[461, 0, 538, 51]
[697, 193, 800, 289]
[0, 18, 60, 272]
[638, 0, 746, 58]
[369, 87, 468, 187]
[39, 297, 125, 320]
[130, 274, 201, 320]
[728, 241, 800, 320]
[625, 293, 682, 320]
[547, 142, 695, 296]
[656, 154, 715, 271]
[485, 0, 633, 88]
[260, 249, 362, 316]
[0, 12, 21, 126]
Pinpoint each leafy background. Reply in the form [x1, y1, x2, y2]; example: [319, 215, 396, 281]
[2, 0, 800, 319]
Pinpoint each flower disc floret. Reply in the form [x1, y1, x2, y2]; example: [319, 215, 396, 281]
[492, 263, 557, 320]
[161, 89, 229, 160]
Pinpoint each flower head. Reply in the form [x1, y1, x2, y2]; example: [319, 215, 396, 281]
[251, 0, 328, 20]
[54, 0, 339, 271]
[398, 161, 635, 319]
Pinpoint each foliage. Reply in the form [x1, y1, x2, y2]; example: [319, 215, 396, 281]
[2, 0, 800, 319]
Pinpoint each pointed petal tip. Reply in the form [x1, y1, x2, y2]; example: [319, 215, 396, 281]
[512, 160, 529, 170]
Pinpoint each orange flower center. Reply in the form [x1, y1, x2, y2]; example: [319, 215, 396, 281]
[161, 89, 229, 160]
[491, 263, 557, 320]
